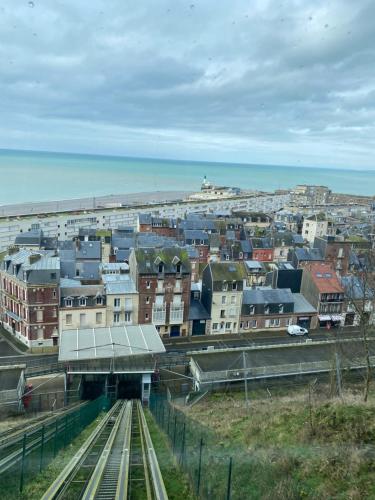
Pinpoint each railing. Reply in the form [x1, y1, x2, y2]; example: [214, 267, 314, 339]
[170, 304, 184, 324]
[152, 306, 166, 325]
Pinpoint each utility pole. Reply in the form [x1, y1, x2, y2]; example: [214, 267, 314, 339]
[242, 351, 249, 408]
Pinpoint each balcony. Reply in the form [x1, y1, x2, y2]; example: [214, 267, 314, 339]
[152, 305, 166, 325]
[170, 303, 184, 324]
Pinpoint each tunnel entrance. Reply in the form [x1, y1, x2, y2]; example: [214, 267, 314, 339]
[117, 374, 142, 399]
[81, 376, 106, 400]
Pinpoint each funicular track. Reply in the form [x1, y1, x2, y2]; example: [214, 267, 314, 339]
[42, 399, 168, 500]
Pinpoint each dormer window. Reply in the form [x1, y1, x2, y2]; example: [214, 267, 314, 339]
[79, 297, 86, 306]
[158, 263, 164, 273]
[176, 263, 181, 273]
[65, 298, 73, 307]
[249, 305, 255, 315]
[222, 283, 228, 291]
[264, 305, 270, 315]
[279, 304, 284, 313]
[96, 296, 103, 305]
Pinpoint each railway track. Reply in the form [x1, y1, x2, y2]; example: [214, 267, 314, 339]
[42, 399, 168, 500]
[0, 400, 90, 472]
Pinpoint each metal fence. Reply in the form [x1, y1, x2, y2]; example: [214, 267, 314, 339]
[150, 394, 237, 500]
[0, 396, 109, 496]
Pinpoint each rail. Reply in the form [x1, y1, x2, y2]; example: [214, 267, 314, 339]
[40, 399, 168, 500]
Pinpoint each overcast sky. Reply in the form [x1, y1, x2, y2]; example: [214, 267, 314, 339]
[1, 0, 374, 169]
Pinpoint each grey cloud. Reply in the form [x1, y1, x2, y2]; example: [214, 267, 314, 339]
[0, 0, 374, 168]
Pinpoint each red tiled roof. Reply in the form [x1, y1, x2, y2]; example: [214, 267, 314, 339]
[305, 263, 344, 293]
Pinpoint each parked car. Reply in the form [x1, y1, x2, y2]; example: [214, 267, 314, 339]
[287, 325, 308, 336]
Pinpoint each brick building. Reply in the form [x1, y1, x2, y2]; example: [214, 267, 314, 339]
[130, 247, 191, 337]
[0, 248, 60, 347]
[138, 214, 178, 238]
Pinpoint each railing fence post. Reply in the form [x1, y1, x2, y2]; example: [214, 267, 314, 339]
[19, 433, 27, 492]
[39, 424, 45, 472]
[196, 437, 204, 496]
[226, 457, 233, 500]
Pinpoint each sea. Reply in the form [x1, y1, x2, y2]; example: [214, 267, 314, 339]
[1, 148, 374, 206]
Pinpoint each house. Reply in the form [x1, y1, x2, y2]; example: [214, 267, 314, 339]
[183, 230, 210, 263]
[271, 231, 302, 262]
[290, 247, 324, 269]
[138, 214, 178, 238]
[313, 236, 352, 275]
[188, 284, 210, 336]
[302, 213, 335, 244]
[201, 262, 246, 334]
[59, 279, 106, 331]
[300, 263, 345, 327]
[130, 247, 191, 337]
[250, 238, 274, 262]
[103, 274, 139, 327]
[243, 260, 267, 287]
[240, 288, 317, 332]
[0, 248, 60, 347]
[265, 262, 303, 293]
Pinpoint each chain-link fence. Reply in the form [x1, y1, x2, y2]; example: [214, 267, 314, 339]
[0, 396, 109, 497]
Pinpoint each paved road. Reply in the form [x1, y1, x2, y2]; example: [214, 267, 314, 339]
[164, 328, 363, 353]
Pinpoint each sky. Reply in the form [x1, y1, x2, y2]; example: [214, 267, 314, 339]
[0, 0, 375, 169]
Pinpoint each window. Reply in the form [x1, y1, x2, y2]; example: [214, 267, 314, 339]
[249, 305, 255, 315]
[176, 263, 181, 273]
[220, 309, 225, 318]
[279, 304, 284, 313]
[221, 296, 226, 304]
[146, 280, 151, 289]
[146, 296, 150, 304]
[225, 322, 231, 329]
[113, 312, 120, 323]
[65, 298, 73, 307]
[52, 289, 57, 298]
[270, 318, 280, 327]
[96, 296, 103, 305]
[124, 311, 131, 322]
[114, 298, 120, 308]
[50, 273, 56, 280]
[175, 280, 181, 292]
[232, 282, 237, 290]
[145, 312, 149, 320]
[264, 306, 270, 315]
[37, 328, 43, 340]
[250, 319, 257, 328]
[96, 312, 102, 324]
[79, 313, 86, 326]
[52, 308, 57, 318]
[66, 314, 72, 325]
[36, 309, 43, 322]
[79, 297, 86, 306]
[231, 295, 236, 304]
[212, 323, 218, 330]
[222, 283, 228, 291]
[158, 263, 164, 273]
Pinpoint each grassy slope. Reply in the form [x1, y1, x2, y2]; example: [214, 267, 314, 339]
[145, 409, 195, 500]
[184, 386, 375, 499]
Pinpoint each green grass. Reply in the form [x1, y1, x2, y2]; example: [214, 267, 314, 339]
[17, 414, 105, 500]
[182, 383, 375, 499]
[144, 409, 195, 500]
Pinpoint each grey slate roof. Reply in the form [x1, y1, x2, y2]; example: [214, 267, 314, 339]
[103, 274, 137, 294]
[188, 300, 210, 320]
[184, 229, 209, 242]
[292, 293, 317, 313]
[244, 260, 264, 270]
[294, 247, 324, 261]
[76, 241, 101, 260]
[240, 240, 252, 253]
[243, 288, 294, 305]
[15, 229, 42, 246]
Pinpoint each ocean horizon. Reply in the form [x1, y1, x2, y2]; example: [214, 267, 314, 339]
[1, 148, 374, 205]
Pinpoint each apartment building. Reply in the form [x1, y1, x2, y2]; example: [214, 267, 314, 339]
[302, 214, 335, 244]
[103, 274, 139, 327]
[201, 262, 246, 334]
[0, 248, 60, 347]
[240, 288, 317, 332]
[301, 263, 345, 327]
[130, 247, 191, 337]
[59, 279, 106, 331]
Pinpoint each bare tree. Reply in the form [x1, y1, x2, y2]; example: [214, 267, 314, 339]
[343, 249, 375, 401]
